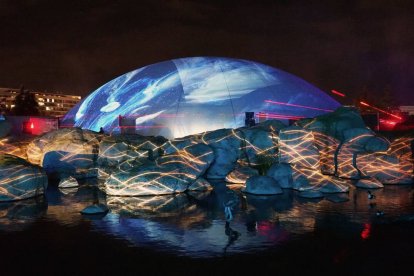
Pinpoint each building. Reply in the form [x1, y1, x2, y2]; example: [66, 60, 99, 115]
[62, 57, 340, 138]
[400, 106, 414, 116]
[0, 87, 81, 117]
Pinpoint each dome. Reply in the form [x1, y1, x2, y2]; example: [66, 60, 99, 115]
[62, 57, 340, 138]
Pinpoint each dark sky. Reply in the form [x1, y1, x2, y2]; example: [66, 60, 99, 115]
[1, 0, 413, 104]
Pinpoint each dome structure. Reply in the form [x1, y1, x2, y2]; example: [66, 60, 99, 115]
[62, 57, 340, 139]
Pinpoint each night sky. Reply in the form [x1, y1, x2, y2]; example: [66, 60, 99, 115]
[1, 0, 413, 104]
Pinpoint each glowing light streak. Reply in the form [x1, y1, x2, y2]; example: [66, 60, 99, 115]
[331, 90, 346, 97]
[265, 100, 334, 112]
[359, 101, 402, 120]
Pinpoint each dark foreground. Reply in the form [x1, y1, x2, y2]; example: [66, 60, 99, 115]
[1, 182, 414, 276]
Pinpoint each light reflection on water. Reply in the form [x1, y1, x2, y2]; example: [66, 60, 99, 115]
[1, 180, 414, 257]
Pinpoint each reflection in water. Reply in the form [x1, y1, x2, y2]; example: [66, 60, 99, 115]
[0, 196, 47, 231]
[0, 180, 413, 258]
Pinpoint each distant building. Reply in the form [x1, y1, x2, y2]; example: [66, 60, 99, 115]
[400, 106, 414, 116]
[0, 87, 81, 117]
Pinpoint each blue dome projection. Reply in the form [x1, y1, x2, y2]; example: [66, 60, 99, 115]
[62, 57, 341, 138]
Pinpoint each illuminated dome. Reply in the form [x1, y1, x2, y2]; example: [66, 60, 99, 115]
[62, 57, 340, 138]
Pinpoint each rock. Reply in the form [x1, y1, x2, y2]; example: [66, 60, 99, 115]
[242, 176, 283, 195]
[104, 143, 214, 196]
[266, 163, 293, 188]
[80, 203, 109, 215]
[298, 106, 367, 141]
[356, 153, 413, 184]
[203, 129, 242, 179]
[292, 165, 349, 193]
[26, 128, 101, 179]
[298, 191, 324, 198]
[98, 137, 149, 167]
[253, 119, 286, 133]
[161, 135, 200, 155]
[225, 166, 259, 184]
[58, 176, 79, 188]
[278, 126, 320, 170]
[188, 177, 212, 191]
[237, 127, 278, 165]
[0, 154, 48, 201]
[0, 137, 30, 160]
[312, 131, 339, 175]
[364, 136, 390, 153]
[355, 178, 384, 189]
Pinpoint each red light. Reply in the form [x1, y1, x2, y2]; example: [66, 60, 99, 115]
[331, 90, 346, 97]
[264, 100, 334, 112]
[361, 223, 371, 240]
[30, 122, 34, 129]
[359, 101, 402, 120]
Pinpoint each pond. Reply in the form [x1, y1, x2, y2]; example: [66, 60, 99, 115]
[1, 180, 414, 275]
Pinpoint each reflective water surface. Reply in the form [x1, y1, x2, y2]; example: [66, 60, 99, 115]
[1, 180, 414, 274]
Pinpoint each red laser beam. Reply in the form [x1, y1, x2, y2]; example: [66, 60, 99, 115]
[331, 90, 346, 97]
[264, 100, 334, 112]
[360, 101, 402, 120]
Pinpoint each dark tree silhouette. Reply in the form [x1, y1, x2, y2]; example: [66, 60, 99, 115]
[12, 86, 39, 116]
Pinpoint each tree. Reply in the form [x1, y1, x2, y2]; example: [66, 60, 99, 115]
[12, 86, 40, 116]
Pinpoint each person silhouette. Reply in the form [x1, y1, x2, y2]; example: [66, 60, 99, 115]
[99, 127, 104, 134]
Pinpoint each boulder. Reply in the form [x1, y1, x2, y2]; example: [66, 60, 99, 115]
[0, 154, 48, 201]
[104, 143, 214, 196]
[355, 178, 384, 189]
[26, 128, 101, 179]
[312, 131, 339, 175]
[253, 119, 286, 133]
[203, 129, 242, 179]
[266, 163, 293, 188]
[356, 153, 413, 184]
[292, 165, 349, 193]
[237, 127, 278, 165]
[242, 176, 283, 195]
[80, 203, 109, 215]
[58, 176, 79, 188]
[297, 106, 367, 141]
[278, 126, 320, 170]
[225, 166, 259, 184]
[187, 177, 212, 191]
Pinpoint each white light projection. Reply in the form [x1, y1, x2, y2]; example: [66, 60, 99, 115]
[63, 57, 340, 139]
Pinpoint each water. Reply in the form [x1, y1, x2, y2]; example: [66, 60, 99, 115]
[1, 180, 414, 275]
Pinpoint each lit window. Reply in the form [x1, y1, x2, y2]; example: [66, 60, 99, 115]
[38, 98, 44, 101]
[47, 98, 50, 102]
[46, 107, 50, 110]
[39, 102, 45, 106]
[52, 99, 55, 103]
[11, 105, 15, 108]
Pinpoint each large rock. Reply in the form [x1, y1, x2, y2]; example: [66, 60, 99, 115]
[355, 178, 384, 189]
[291, 165, 349, 193]
[97, 134, 167, 166]
[225, 166, 259, 184]
[104, 143, 214, 196]
[296, 106, 367, 141]
[242, 176, 283, 195]
[266, 163, 293, 188]
[203, 129, 242, 179]
[356, 153, 413, 184]
[237, 127, 278, 166]
[58, 176, 79, 188]
[26, 128, 101, 178]
[312, 131, 339, 175]
[187, 177, 212, 191]
[0, 154, 48, 201]
[279, 126, 320, 170]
